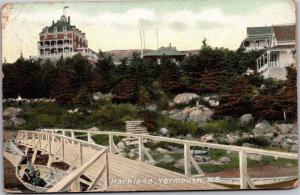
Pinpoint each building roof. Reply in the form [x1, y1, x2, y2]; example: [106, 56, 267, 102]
[247, 26, 272, 36]
[143, 47, 186, 57]
[270, 44, 296, 51]
[273, 24, 296, 42]
[41, 15, 76, 33]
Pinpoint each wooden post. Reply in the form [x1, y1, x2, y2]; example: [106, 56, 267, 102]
[78, 142, 83, 166]
[184, 143, 191, 177]
[138, 137, 144, 162]
[87, 132, 92, 143]
[71, 131, 75, 139]
[70, 177, 80, 192]
[61, 137, 65, 161]
[105, 149, 109, 189]
[62, 130, 66, 137]
[47, 134, 52, 167]
[31, 150, 38, 164]
[108, 134, 113, 153]
[239, 151, 248, 189]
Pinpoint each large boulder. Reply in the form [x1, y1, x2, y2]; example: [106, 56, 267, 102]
[252, 121, 275, 137]
[11, 117, 26, 127]
[146, 104, 157, 111]
[240, 114, 253, 124]
[3, 107, 22, 118]
[187, 106, 213, 124]
[173, 93, 199, 105]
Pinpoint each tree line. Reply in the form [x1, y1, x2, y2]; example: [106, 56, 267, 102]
[2, 40, 296, 121]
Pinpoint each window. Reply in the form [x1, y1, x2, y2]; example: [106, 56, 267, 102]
[54, 27, 57, 33]
[255, 41, 259, 47]
[244, 41, 250, 47]
[63, 27, 67, 32]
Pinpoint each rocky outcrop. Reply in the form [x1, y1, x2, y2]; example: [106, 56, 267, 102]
[173, 93, 199, 105]
[166, 105, 213, 125]
[3, 107, 26, 128]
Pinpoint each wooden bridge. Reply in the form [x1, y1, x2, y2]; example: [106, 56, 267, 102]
[4, 129, 298, 192]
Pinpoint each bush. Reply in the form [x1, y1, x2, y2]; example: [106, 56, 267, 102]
[200, 117, 253, 134]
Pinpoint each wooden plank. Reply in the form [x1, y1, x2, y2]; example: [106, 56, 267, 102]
[138, 137, 144, 162]
[87, 165, 106, 191]
[184, 143, 191, 177]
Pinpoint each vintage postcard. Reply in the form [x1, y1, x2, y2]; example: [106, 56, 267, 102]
[1, 0, 298, 193]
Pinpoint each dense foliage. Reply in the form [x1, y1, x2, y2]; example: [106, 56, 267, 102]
[3, 41, 297, 122]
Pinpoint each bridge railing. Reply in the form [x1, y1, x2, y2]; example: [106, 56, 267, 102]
[39, 129, 298, 189]
[16, 130, 109, 192]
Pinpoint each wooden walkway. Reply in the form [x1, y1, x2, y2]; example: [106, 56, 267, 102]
[6, 129, 297, 192]
[12, 131, 225, 192]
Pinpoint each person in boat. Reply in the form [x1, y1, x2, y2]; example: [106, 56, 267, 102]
[32, 171, 47, 187]
[27, 161, 35, 178]
[22, 169, 33, 184]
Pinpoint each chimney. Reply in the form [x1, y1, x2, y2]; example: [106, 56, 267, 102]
[169, 43, 172, 48]
[52, 20, 54, 25]
[68, 16, 70, 24]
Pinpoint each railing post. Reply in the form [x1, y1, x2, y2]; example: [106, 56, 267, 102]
[108, 134, 113, 153]
[239, 151, 248, 189]
[62, 130, 66, 137]
[47, 134, 52, 167]
[87, 132, 92, 143]
[31, 150, 37, 164]
[184, 143, 191, 177]
[105, 149, 109, 189]
[78, 142, 83, 166]
[71, 131, 75, 144]
[70, 177, 80, 192]
[138, 137, 144, 162]
[61, 137, 65, 161]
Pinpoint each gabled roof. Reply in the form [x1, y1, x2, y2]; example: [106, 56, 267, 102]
[273, 24, 296, 42]
[247, 26, 272, 36]
[143, 47, 186, 57]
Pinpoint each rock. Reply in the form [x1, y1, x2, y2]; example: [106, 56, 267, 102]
[281, 142, 291, 150]
[290, 145, 298, 152]
[159, 154, 174, 164]
[161, 110, 169, 115]
[185, 134, 193, 140]
[156, 147, 170, 153]
[159, 128, 169, 136]
[219, 157, 231, 164]
[128, 151, 136, 158]
[3, 119, 13, 128]
[194, 156, 211, 163]
[208, 99, 220, 107]
[146, 104, 157, 111]
[275, 124, 295, 135]
[173, 93, 199, 105]
[174, 158, 185, 169]
[3, 107, 22, 118]
[117, 142, 125, 151]
[191, 150, 208, 155]
[169, 110, 188, 121]
[226, 133, 240, 144]
[240, 114, 253, 124]
[187, 106, 213, 124]
[252, 121, 275, 137]
[168, 101, 175, 108]
[92, 92, 103, 101]
[200, 134, 216, 143]
[248, 154, 262, 161]
[88, 127, 99, 131]
[11, 117, 26, 127]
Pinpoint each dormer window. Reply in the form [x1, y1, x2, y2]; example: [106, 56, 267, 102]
[63, 27, 67, 32]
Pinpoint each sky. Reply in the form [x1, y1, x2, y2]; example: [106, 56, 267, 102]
[1, 0, 296, 63]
